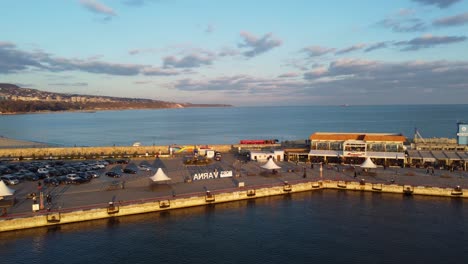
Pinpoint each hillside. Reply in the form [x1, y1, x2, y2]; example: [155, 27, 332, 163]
[0, 83, 231, 113]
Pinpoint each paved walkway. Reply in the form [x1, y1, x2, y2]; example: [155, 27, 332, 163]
[3, 153, 467, 218]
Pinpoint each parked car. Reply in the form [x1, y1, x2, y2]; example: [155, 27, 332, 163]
[66, 173, 79, 179]
[1, 175, 19, 185]
[37, 168, 49, 174]
[44, 177, 59, 186]
[86, 171, 99, 178]
[105, 171, 121, 178]
[23, 172, 39, 181]
[72, 177, 89, 184]
[214, 152, 222, 161]
[56, 175, 72, 185]
[123, 168, 137, 174]
[138, 165, 153, 171]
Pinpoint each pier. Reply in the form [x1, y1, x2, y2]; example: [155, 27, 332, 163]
[1, 151, 466, 233]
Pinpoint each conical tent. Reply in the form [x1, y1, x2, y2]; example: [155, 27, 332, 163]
[150, 168, 171, 182]
[0, 180, 15, 197]
[360, 157, 377, 169]
[261, 158, 281, 170]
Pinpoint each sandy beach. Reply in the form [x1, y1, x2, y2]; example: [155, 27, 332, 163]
[0, 136, 49, 149]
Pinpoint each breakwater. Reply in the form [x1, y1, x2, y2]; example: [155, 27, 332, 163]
[0, 180, 465, 233]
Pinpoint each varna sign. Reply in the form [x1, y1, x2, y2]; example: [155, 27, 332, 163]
[192, 170, 233, 181]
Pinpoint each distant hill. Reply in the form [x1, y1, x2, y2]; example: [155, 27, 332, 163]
[0, 83, 231, 113]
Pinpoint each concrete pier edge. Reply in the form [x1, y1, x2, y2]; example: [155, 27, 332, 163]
[0, 180, 465, 233]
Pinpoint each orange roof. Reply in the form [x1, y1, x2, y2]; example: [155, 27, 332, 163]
[310, 133, 406, 142]
[310, 134, 364, 141]
[363, 135, 406, 142]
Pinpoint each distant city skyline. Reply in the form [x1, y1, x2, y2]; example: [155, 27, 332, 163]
[1, 0, 468, 106]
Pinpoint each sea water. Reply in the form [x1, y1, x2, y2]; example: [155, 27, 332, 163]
[0, 105, 467, 263]
[0, 105, 467, 146]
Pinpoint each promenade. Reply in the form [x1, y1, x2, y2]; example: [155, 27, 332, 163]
[3, 153, 467, 219]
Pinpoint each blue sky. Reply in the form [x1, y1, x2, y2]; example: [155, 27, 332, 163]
[1, 0, 468, 106]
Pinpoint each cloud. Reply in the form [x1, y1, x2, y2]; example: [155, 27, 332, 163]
[301, 58, 468, 104]
[335, 44, 367, 55]
[122, 0, 150, 6]
[411, 0, 461, 8]
[238, 31, 282, 57]
[46, 57, 142, 75]
[163, 54, 214, 68]
[79, 0, 116, 16]
[0, 42, 184, 77]
[395, 34, 467, 51]
[218, 47, 240, 57]
[0, 41, 16, 48]
[172, 59, 468, 105]
[433, 12, 468, 27]
[205, 24, 215, 33]
[48, 82, 88, 86]
[364, 42, 390, 52]
[377, 18, 427, 32]
[0, 43, 46, 73]
[278, 72, 300, 78]
[141, 67, 180, 76]
[133, 80, 152, 84]
[301, 46, 335, 57]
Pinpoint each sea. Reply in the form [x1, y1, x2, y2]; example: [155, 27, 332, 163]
[0, 105, 467, 264]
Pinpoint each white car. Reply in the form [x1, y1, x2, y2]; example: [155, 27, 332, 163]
[37, 168, 49, 174]
[66, 174, 81, 181]
[1, 175, 19, 185]
[138, 165, 153, 171]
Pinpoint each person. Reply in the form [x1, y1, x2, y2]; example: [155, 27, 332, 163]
[46, 194, 52, 205]
[311, 163, 314, 169]
[354, 171, 357, 178]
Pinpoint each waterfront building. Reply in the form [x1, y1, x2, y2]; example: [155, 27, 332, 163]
[307, 132, 406, 166]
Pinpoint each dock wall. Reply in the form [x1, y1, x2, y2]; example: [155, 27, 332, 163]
[0, 180, 465, 233]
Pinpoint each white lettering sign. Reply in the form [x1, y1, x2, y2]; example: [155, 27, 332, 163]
[220, 170, 233, 178]
[192, 170, 233, 180]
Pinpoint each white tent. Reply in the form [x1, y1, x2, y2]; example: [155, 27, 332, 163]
[261, 158, 281, 170]
[360, 157, 377, 169]
[0, 180, 15, 198]
[150, 168, 171, 182]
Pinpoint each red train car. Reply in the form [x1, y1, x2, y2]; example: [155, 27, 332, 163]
[239, 139, 278, 144]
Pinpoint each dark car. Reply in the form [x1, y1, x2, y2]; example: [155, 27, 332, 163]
[56, 175, 72, 185]
[44, 177, 59, 186]
[123, 168, 137, 174]
[105, 171, 121, 178]
[214, 152, 222, 161]
[116, 159, 130, 164]
[72, 177, 89, 184]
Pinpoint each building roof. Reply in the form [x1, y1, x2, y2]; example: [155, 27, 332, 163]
[310, 132, 406, 142]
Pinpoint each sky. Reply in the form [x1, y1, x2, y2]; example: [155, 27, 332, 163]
[1, 0, 468, 106]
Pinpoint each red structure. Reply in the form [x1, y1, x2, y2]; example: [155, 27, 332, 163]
[240, 139, 278, 144]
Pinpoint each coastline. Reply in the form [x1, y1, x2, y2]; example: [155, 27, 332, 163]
[0, 136, 50, 149]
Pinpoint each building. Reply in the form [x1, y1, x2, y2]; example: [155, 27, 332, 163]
[249, 150, 284, 162]
[307, 132, 407, 166]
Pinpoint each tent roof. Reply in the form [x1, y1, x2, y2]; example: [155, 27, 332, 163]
[0, 180, 15, 196]
[360, 157, 377, 169]
[150, 168, 171, 182]
[261, 159, 281, 170]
